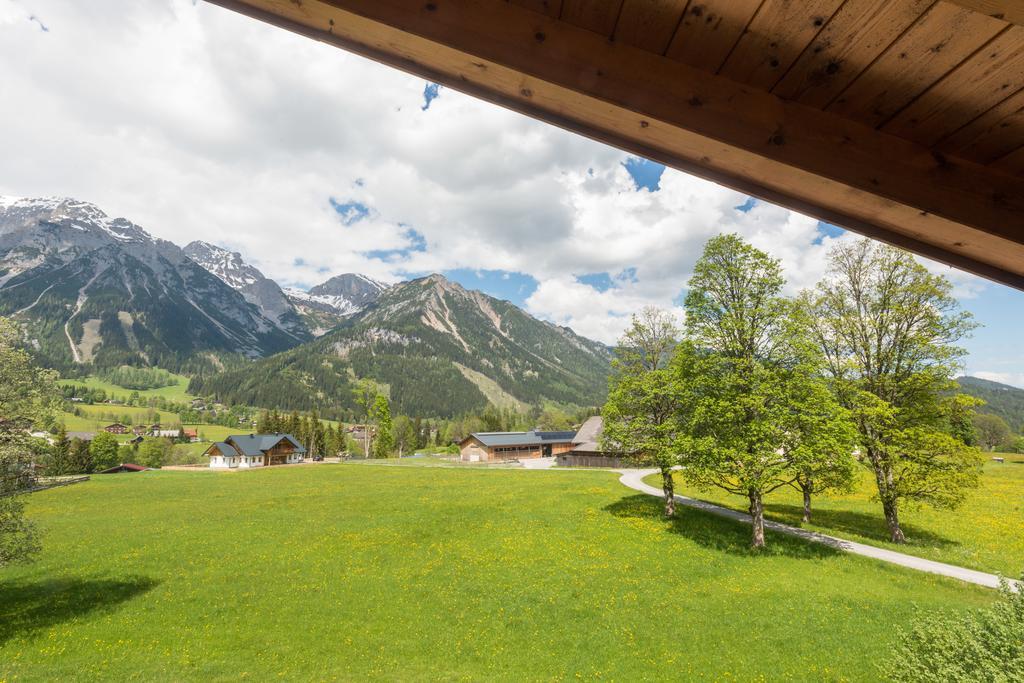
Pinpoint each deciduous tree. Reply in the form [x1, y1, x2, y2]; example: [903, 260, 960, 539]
[0, 317, 57, 566]
[677, 235, 855, 548]
[972, 413, 1012, 452]
[372, 395, 394, 458]
[807, 239, 982, 543]
[89, 431, 121, 471]
[602, 307, 682, 517]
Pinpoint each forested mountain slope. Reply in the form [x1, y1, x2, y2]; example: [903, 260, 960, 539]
[957, 376, 1024, 433]
[189, 274, 611, 417]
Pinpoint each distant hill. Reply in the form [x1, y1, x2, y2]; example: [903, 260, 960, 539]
[957, 376, 1024, 433]
[189, 274, 612, 418]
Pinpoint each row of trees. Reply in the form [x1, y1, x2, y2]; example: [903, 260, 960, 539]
[605, 236, 982, 548]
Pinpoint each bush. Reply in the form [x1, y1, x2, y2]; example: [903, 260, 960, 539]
[884, 574, 1024, 682]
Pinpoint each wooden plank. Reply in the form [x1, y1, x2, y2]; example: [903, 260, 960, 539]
[719, 0, 844, 90]
[772, 0, 932, 109]
[510, 0, 562, 18]
[558, 0, 623, 36]
[884, 26, 1024, 145]
[664, 0, 763, 72]
[614, 0, 690, 55]
[828, 3, 1005, 128]
[944, 0, 1024, 26]
[201, 0, 1024, 289]
[993, 142, 1024, 173]
[941, 88, 1024, 163]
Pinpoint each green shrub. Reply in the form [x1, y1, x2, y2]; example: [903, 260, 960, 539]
[884, 574, 1024, 682]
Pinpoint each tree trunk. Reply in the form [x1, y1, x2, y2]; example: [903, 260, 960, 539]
[881, 497, 905, 544]
[661, 467, 676, 518]
[801, 484, 812, 524]
[867, 448, 906, 543]
[748, 490, 765, 549]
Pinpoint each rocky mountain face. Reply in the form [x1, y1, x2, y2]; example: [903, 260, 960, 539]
[284, 273, 388, 336]
[183, 241, 309, 343]
[0, 197, 302, 370]
[190, 274, 612, 417]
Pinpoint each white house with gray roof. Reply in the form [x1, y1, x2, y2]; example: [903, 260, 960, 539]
[205, 433, 306, 469]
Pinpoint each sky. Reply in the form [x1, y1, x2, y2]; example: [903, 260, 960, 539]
[1, 0, 1022, 387]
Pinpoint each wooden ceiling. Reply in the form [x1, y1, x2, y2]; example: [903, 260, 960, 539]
[204, 0, 1024, 289]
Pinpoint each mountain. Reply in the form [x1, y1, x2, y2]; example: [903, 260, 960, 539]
[284, 273, 388, 336]
[957, 376, 1024, 433]
[183, 241, 309, 342]
[0, 196, 302, 371]
[190, 274, 612, 417]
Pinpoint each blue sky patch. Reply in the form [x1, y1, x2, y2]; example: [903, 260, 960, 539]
[623, 157, 665, 192]
[422, 82, 441, 111]
[362, 226, 428, 262]
[330, 198, 370, 226]
[815, 221, 845, 243]
[735, 197, 757, 213]
[577, 272, 614, 292]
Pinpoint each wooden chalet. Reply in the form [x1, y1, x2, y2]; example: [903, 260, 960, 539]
[205, 433, 307, 469]
[204, 0, 1024, 289]
[459, 430, 577, 461]
[103, 423, 129, 434]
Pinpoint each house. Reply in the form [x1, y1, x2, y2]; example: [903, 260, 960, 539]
[155, 429, 181, 439]
[183, 428, 199, 443]
[132, 425, 148, 436]
[67, 431, 97, 442]
[99, 463, 148, 474]
[459, 430, 577, 462]
[205, 433, 306, 469]
[104, 423, 129, 434]
[557, 416, 625, 468]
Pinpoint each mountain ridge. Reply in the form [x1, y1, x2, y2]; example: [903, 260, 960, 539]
[0, 196, 300, 371]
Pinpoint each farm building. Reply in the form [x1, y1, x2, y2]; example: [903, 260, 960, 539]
[103, 423, 129, 434]
[558, 417, 625, 468]
[205, 433, 306, 469]
[459, 430, 577, 462]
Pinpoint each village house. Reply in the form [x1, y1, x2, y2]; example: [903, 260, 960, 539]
[459, 430, 577, 462]
[103, 423, 129, 434]
[205, 433, 306, 469]
[183, 428, 199, 443]
[132, 425, 148, 436]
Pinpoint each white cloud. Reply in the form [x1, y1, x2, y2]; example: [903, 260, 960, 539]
[0, 0, 998, 348]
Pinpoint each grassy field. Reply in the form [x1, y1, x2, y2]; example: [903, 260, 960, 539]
[646, 454, 1024, 577]
[0, 465, 995, 681]
[60, 373, 195, 403]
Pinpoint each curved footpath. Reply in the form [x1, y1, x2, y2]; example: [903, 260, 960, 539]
[617, 468, 1018, 591]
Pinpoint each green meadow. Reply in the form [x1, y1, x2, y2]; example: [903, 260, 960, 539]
[1, 465, 995, 681]
[648, 453, 1024, 576]
[60, 373, 195, 403]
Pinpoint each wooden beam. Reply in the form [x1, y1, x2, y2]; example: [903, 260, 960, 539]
[944, 0, 1024, 27]
[201, 0, 1024, 289]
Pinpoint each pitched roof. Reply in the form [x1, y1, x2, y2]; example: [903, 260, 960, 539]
[99, 463, 147, 473]
[466, 430, 577, 448]
[225, 433, 306, 456]
[571, 416, 603, 452]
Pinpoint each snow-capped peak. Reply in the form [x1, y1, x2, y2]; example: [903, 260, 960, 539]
[183, 241, 264, 290]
